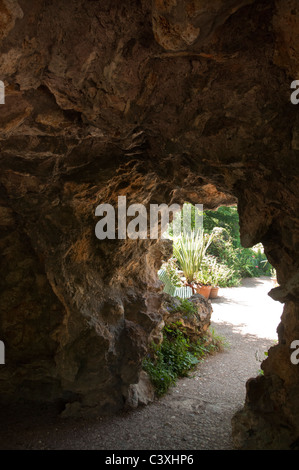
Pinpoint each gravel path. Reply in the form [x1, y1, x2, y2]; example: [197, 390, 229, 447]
[0, 277, 283, 450]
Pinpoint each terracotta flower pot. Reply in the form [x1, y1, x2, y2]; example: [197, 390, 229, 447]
[196, 284, 212, 299]
[209, 286, 219, 299]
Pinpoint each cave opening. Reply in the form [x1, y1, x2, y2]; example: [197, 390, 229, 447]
[148, 202, 283, 409]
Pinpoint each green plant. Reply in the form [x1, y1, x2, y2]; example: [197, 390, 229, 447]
[204, 225, 272, 284]
[177, 299, 197, 317]
[194, 255, 234, 287]
[143, 323, 226, 397]
[203, 206, 240, 246]
[162, 324, 199, 375]
[143, 348, 177, 396]
[173, 229, 215, 283]
[208, 327, 230, 351]
[165, 298, 198, 318]
[209, 259, 234, 287]
[143, 323, 199, 396]
[194, 259, 213, 286]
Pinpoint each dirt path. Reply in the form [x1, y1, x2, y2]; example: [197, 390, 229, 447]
[0, 277, 283, 450]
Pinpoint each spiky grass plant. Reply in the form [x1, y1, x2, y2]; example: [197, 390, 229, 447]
[173, 230, 215, 283]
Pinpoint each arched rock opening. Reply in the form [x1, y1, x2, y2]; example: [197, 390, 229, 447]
[0, 0, 298, 449]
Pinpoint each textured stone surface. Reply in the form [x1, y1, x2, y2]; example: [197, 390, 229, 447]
[0, 0, 298, 449]
[152, 0, 255, 51]
[162, 293, 212, 343]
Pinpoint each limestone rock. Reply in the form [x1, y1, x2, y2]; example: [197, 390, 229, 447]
[162, 293, 212, 342]
[125, 370, 155, 409]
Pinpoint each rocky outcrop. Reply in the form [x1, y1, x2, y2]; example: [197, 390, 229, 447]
[162, 294, 212, 343]
[0, 0, 298, 449]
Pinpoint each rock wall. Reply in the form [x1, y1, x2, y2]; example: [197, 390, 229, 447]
[0, 0, 298, 448]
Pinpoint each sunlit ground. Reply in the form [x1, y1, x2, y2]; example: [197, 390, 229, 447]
[210, 276, 283, 340]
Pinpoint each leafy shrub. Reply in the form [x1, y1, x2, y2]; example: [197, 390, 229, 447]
[162, 324, 199, 376]
[195, 255, 235, 287]
[203, 206, 240, 246]
[203, 210, 272, 285]
[166, 298, 198, 317]
[143, 322, 224, 397]
[143, 325, 197, 397]
[142, 348, 177, 396]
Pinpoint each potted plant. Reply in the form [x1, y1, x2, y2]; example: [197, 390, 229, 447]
[196, 256, 234, 299]
[172, 229, 215, 296]
[196, 268, 212, 299]
[194, 263, 213, 299]
[206, 256, 221, 298]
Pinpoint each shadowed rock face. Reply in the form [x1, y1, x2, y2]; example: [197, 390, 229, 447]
[0, 0, 298, 448]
